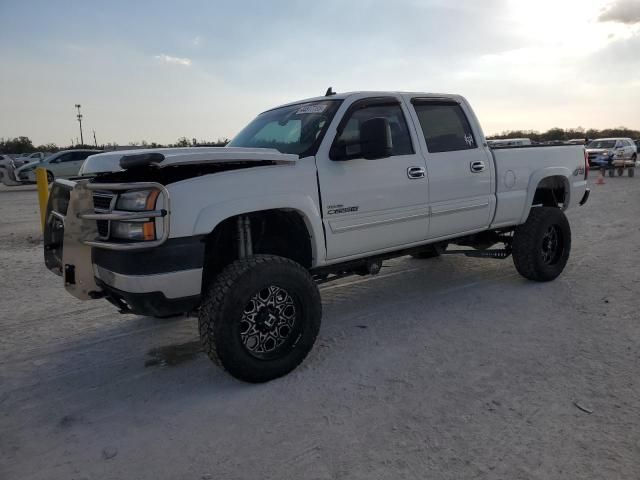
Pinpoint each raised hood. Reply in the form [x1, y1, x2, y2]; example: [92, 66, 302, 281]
[79, 147, 298, 176]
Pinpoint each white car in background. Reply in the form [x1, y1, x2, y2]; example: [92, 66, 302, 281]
[15, 149, 103, 183]
[586, 138, 637, 176]
[0, 155, 17, 184]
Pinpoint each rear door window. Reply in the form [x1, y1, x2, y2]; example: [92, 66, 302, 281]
[412, 101, 477, 153]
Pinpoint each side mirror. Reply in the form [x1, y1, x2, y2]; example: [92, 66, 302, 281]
[360, 117, 393, 160]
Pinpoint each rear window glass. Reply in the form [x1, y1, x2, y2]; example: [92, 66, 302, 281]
[413, 102, 477, 153]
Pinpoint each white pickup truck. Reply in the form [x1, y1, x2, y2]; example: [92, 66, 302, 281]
[44, 91, 590, 382]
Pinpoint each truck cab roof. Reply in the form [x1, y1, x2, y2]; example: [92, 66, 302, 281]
[268, 91, 465, 112]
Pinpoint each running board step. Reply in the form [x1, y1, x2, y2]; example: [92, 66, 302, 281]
[441, 249, 512, 259]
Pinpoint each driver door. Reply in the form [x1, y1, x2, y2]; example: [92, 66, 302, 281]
[315, 97, 429, 260]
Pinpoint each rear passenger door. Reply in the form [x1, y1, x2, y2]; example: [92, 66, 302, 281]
[408, 98, 493, 239]
[316, 97, 429, 260]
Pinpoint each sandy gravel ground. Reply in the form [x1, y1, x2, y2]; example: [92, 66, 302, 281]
[1, 178, 639, 480]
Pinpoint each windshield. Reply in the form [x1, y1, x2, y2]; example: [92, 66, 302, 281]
[228, 100, 342, 156]
[588, 140, 616, 149]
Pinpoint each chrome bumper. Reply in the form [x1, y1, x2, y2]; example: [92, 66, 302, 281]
[94, 265, 203, 299]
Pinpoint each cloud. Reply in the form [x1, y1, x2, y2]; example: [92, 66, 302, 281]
[154, 54, 192, 66]
[192, 36, 202, 47]
[599, 0, 640, 24]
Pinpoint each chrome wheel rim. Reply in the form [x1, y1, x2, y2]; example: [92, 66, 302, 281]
[240, 285, 298, 359]
[541, 225, 562, 265]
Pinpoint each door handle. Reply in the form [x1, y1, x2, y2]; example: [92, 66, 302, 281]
[407, 166, 425, 179]
[470, 161, 485, 173]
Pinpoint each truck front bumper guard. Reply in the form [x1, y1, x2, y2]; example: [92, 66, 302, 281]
[44, 179, 171, 300]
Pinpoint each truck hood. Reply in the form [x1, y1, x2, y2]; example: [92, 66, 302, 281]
[79, 147, 298, 175]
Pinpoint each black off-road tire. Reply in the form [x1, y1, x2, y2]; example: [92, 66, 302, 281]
[411, 242, 448, 259]
[512, 207, 571, 282]
[198, 255, 321, 383]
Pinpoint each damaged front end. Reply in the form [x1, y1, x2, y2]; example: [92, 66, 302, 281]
[44, 179, 170, 301]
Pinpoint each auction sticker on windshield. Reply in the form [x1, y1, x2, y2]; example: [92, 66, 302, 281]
[296, 104, 327, 114]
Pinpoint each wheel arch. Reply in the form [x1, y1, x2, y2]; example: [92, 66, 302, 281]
[200, 206, 320, 291]
[520, 168, 571, 223]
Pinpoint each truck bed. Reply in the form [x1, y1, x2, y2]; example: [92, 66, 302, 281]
[490, 144, 586, 228]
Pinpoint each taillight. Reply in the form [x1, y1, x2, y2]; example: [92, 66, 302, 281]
[584, 149, 589, 179]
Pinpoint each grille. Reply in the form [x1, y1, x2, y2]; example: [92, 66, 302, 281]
[97, 220, 109, 237]
[93, 192, 114, 239]
[93, 192, 114, 210]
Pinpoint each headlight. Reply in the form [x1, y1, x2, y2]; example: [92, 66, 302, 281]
[115, 189, 159, 211]
[111, 220, 156, 241]
[600, 150, 610, 157]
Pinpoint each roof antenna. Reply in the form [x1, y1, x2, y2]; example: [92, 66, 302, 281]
[325, 87, 336, 96]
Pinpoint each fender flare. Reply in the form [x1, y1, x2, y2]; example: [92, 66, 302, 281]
[192, 194, 326, 264]
[519, 167, 571, 224]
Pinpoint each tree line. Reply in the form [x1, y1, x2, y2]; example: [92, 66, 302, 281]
[0, 136, 230, 154]
[487, 127, 640, 142]
[2, 126, 639, 154]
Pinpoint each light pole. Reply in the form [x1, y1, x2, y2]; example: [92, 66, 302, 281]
[75, 104, 84, 146]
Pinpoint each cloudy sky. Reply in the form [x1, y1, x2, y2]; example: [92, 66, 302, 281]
[0, 0, 638, 146]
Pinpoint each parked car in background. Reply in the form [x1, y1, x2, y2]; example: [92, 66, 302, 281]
[586, 138, 637, 176]
[20, 152, 47, 163]
[0, 155, 17, 184]
[567, 138, 588, 145]
[15, 149, 103, 183]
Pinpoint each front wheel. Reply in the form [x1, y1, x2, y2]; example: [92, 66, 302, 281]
[512, 207, 571, 282]
[199, 255, 321, 383]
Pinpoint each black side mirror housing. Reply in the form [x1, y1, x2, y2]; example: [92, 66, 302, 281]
[360, 117, 392, 160]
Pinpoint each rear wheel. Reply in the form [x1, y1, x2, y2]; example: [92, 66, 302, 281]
[512, 207, 571, 282]
[199, 255, 321, 383]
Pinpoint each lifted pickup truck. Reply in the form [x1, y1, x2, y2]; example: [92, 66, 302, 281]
[44, 91, 590, 382]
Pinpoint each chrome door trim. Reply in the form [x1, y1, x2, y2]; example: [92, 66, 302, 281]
[330, 209, 430, 233]
[430, 202, 489, 217]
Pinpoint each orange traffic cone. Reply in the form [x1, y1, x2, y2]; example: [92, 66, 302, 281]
[595, 168, 605, 185]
